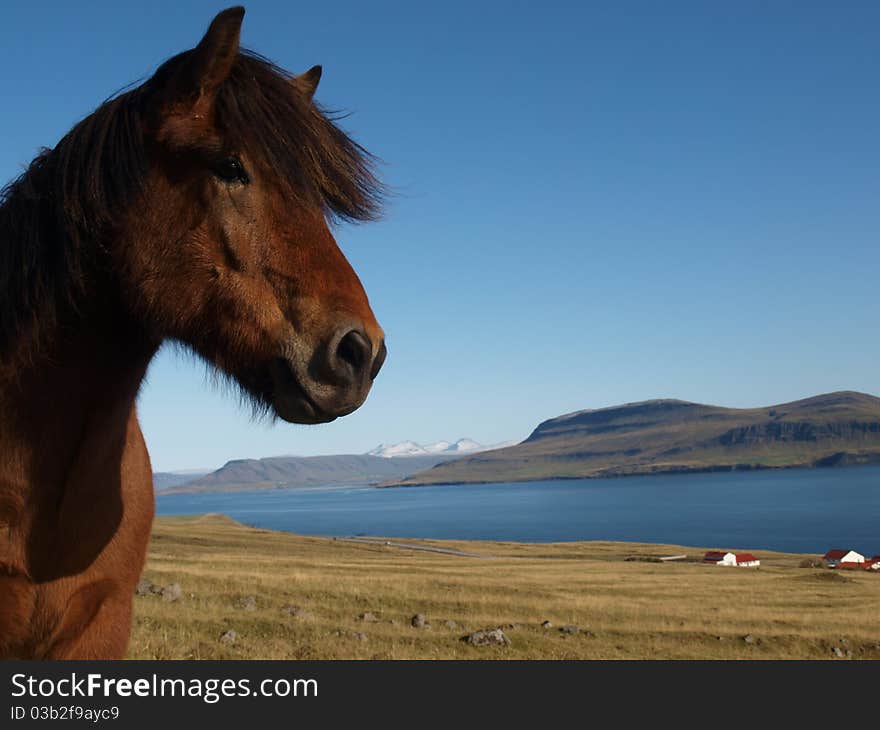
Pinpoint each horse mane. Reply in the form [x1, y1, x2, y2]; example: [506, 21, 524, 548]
[0, 49, 383, 362]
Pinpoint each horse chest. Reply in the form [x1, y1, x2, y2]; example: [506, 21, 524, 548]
[0, 409, 154, 658]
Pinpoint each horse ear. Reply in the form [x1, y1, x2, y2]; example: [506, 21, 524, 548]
[169, 7, 245, 108]
[293, 65, 322, 101]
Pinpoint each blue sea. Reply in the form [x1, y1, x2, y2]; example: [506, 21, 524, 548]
[156, 465, 880, 554]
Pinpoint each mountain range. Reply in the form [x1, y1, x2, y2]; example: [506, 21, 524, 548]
[366, 438, 516, 458]
[156, 438, 517, 493]
[155, 391, 880, 494]
[390, 391, 880, 486]
[157, 453, 459, 494]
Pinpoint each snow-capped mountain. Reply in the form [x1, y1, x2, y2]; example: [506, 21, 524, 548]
[367, 438, 517, 459]
[440, 438, 482, 454]
[367, 440, 430, 458]
[422, 440, 450, 454]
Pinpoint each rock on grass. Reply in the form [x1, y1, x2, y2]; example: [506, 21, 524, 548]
[135, 579, 154, 596]
[219, 630, 237, 646]
[462, 629, 510, 647]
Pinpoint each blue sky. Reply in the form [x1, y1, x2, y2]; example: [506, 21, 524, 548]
[1, 2, 878, 471]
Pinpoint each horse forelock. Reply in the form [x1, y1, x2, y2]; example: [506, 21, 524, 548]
[216, 51, 385, 224]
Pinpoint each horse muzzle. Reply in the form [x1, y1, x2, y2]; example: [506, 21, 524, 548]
[269, 327, 386, 424]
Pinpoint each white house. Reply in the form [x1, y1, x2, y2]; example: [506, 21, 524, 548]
[703, 551, 760, 567]
[735, 553, 760, 567]
[823, 549, 865, 568]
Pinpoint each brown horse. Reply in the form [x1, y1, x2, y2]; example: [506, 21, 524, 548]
[0, 7, 386, 659]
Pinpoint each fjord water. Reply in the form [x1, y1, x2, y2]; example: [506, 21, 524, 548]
[156, 465, 880, 554]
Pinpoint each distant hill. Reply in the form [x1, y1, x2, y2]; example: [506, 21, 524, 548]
[153, 470, 210, 491]
[390, 391, 880, 486]
[160, 454, 457, 495]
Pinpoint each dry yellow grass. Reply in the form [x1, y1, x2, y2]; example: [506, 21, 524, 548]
[128, 514, 880, 660]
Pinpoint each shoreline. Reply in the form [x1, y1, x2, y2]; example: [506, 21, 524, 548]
[155, 514, 828, 559]
[153, 466, 880, 557]
[382, 456, 880, 488]
[156, 458, 880, 496]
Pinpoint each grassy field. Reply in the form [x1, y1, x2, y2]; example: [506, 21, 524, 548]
[128, 514, 880, 660]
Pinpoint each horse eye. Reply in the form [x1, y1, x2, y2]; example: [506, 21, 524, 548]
[213, 157, 249, 184]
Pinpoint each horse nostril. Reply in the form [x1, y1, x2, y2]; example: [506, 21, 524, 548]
[336, 329, 371, 375]
[370, 340, 387, 381]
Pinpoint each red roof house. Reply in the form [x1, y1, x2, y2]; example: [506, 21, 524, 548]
[823, 549, 848, 562]
[735, 553, 759, 566]
[823, 549, 864, 567]
[703, 551, 760, 567]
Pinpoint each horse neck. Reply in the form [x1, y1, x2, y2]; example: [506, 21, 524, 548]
[0, 276, 158, 498]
